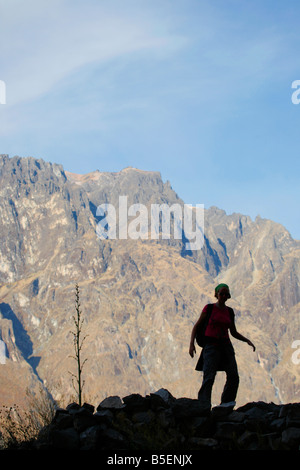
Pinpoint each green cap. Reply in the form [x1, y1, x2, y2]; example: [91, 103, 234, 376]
[215, 283, 231, 298]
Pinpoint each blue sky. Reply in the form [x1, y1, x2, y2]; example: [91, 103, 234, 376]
[1, 0, 300, 239]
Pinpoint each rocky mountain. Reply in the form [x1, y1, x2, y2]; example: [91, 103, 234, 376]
[0, 154, 299, 409]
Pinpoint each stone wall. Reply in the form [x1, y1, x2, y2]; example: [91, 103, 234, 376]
[33, 389, 300, 451]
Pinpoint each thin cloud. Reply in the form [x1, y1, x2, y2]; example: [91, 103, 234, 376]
[1, 0, 300, 238]
[0, 0, 187, 106]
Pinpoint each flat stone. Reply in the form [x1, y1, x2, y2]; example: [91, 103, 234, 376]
[94, 409, 114, 426]
[66, 402, 81, 413]
[82, 402, 95, 413]
[153, 388, 176, 405]
[54, 412, 73, 430]
[72, 407, 96, 432]
[97, 396, 124, 410]
[211, 405, 234, 418]
[122, 394, 150, 412]
[171, 398, 211, 418]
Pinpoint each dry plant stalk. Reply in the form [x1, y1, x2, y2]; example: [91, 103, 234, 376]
[69, 283, 88, 407]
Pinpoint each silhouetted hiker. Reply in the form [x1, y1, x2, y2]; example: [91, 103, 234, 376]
[189, 283, 255, 410]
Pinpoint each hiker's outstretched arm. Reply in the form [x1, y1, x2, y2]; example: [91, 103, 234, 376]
[230, 321, 256, 351]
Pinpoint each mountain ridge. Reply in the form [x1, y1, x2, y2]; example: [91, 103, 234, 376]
[0, 154, 299, 409]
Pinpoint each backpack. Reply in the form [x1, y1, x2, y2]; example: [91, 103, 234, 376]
[195, 304, 235, 347]
[195, 303, 213, 347]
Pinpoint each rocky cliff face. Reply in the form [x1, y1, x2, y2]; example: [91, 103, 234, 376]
[0, 154, 299, 409]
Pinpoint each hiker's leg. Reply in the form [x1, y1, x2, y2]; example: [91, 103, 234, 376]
[221, 344, 239, 404]
[198, 344, 219, 407]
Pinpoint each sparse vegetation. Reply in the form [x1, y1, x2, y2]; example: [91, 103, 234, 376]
[69, 283, 88, 407]
[0, 283, 89, 448]
[0, 385, 56, 449]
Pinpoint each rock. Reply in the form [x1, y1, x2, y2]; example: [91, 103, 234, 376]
[186, 437, 218, 450]
[153, 388, 176, 405]
[211, 405, 235, 418]
[79, 425, 102, 450]
[53, 410, 73, 430]
[66, 403, 81, 414]
[72, 407, 96, 433]
[171, 398, 211, 418]
[214, 421, 245, 440]
[122, 393, 150, 413]
[132, 410, 155, 425]
[51, 427, 80, 450]
[281, 427, 300, 449]
[156, 409, 175, 429]
[283, 403, 300, 427]
[26, 395, 300, 450]
[269, 417, 286, 432]
[149, 393, 169, 411]
[94, 409, 114, 426]
[190, 416, 213, 437]
[100, 428, 128, 450]
[226, 411, 246, 423]
[97, 396, 124, 410]
[81, 402, 95, 413]
[262, 432, 282, 450]
[237, 430, 258, 449]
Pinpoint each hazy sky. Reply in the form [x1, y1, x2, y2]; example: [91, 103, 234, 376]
[1, 0, 300, 239]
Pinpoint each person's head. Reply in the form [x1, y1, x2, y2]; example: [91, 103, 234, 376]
[215, 283, 231, 303]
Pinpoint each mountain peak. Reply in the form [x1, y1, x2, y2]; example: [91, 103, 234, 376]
[0, 154, 299, 410]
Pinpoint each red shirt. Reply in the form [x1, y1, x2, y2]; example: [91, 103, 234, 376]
[203, 304, 232, 340]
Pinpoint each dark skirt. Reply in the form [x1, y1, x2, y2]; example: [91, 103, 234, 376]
[195, 339, 235, 372]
